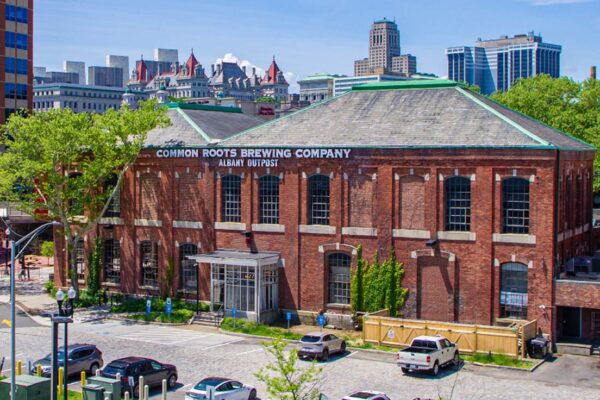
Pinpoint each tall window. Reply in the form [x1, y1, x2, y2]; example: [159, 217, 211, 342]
[502, 177, 530, 234]
[104, 174, 120, 218]
[103, 239, 121, 284]
[180, 244, 198, 292]
[445, 176, 471, 231]
[75, 239, 85, 280]
[328, 253, 351, 304]
[140, 241, 158, 288]
[500, 262, 528, 319]
[221, 175, 241, 222]
[308, 175, 330, 225]
[259, 175, 279, 224]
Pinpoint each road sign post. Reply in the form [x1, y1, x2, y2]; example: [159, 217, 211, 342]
[317, 314, 325, 332]
[232, 307, 237, 329]
[286, 311, 292, 331]
[146, 299, 151, 315]
[166, 297, 172, 319]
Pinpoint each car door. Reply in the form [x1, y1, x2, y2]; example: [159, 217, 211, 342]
[67, 350, 82, 374]
[77, 348, 93, 373]
[229, 381, 246, 400]
[215, 381, 234, 400]
[139, 361, 157, 386]
[329, 334, 341, 352]
[149, 360, 166, 386]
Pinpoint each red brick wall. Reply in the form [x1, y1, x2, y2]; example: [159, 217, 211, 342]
[59, 147, 597, 339]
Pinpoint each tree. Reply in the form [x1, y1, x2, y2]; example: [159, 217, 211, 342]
[350, 245, 366, 314]
[255, 337, 322, 400]
[256, 96, 277, 103]
[40, 240, 54, 265]
[491, 74, 600, 189]
[0, 101, 169, 291]
[87, 237, 102, 296]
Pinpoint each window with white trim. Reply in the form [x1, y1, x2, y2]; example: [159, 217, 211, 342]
[502, 177, 529, 234]
[328, 253, 351, 304]
[140, 241, 159, 287]
[445, 176, 471, 231]
[308, 174, 330, 225]
[221, 175, 241, 222]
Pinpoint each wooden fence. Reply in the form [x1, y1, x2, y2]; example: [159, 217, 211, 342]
[363, 315, 537, 358]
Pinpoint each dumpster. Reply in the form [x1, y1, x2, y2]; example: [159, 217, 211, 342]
[527, 336, 550, 359]
[87, 375, 120, 399]
[0, 375, 51, 400]
[83, 384, 106, 400]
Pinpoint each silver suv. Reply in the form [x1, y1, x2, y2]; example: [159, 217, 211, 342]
[298, 332, 346, 361]
[32, 343, 103, 377]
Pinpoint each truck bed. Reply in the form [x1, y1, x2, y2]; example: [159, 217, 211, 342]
[400, 346, 436, 354]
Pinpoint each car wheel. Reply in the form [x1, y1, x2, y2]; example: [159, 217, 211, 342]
[167, 374, 177, 389]
[89, 363, 99, 376]
[320, 349, 329, 361]
[340, 341, 346, 353]
[401, 367, 409, 374]
[248, 389, 257, 400]
[453, 352, 460, 367]
[431, 361, 440, 377]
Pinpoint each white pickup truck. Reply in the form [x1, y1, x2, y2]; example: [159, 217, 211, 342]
[395, 335, 459, 376]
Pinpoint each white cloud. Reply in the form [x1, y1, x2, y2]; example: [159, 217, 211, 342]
[526, 0, 593, 5]
[215, 53, 264, 77]
[285, 71, 299, 94]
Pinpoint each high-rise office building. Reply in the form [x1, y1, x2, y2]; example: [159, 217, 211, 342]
[88, 66, 124, 87]
[1, 0, 33, 123]
[446, 32, 561, 95]
[35, 71, 79, 84]
[64, 60, 86, 84]
[354, 18, 418, 77]
[106, 55, 129, 87]
[154, 48, 178, 63]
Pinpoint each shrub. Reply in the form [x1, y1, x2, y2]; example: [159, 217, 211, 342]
[44, 280, 55, 294]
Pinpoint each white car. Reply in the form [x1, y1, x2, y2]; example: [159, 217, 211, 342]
[185, 377, 257, 400]
[342, 390, 391, 400]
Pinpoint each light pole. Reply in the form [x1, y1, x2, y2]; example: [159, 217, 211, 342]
[9, 221, 59, 400]
[51, 287, 76, 400]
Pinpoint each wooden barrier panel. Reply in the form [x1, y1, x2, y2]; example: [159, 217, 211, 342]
[364, 316, 534, 358]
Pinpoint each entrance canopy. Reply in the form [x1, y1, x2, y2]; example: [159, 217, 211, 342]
[188, 249, 281, 267]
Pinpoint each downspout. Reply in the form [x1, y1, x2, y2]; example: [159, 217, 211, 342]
[551, 149, 561, 347]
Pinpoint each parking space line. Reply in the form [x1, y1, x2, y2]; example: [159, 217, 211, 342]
[201, 338, 245, 350]
[238, 344, 273, 355]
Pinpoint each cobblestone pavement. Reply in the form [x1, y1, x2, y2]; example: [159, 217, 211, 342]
[1, 319, 599, 399]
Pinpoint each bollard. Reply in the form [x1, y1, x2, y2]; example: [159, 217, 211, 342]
[95, 367, 101, 376]
[58, 367, 64, 396]
[36, 364, 41, 377]
[124, 392, 130, 400]
[144, 384, 149, 400]
[116, 372, 121, 382]
[139, 376, 145, 399]
[161, 378, 167, 400]
[81, 371, 86, 387]
[16, 360, 21, 375]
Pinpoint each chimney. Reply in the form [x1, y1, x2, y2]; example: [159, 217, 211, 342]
[242, 66, 247, 74]
[252, 67, 256, 76]
[211, 64, 215, 76]
[591, 66, 597, 80]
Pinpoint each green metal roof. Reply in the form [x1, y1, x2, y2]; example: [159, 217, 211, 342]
[166, 102, 243, 114]
[352, 79, 460, 91]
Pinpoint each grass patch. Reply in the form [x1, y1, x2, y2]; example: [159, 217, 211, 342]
[220, 317, 303, 340]
[347, 341, 398, 352]
[126, 309, 194, 323]
[67, 390, 82, 400]
[462, 353, 536, 369]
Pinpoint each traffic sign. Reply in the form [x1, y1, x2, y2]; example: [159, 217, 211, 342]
[146, 299, 151, 315]
[166, 297, 172, 315]
[286, 311, 292, 321]
[231, 307, 237, 318]
[317, 314, 325, 327]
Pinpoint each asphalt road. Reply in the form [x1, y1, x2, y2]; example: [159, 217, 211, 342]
[0, 302, 40, 329]
[0, 315, 599, 399]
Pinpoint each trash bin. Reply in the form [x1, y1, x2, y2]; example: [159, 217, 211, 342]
[527, 337, 550, 359]
[83, 384, 106, 400]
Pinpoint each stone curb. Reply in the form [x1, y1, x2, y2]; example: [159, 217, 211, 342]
[107, 315, 189, 326]
[470, 357, 545, 372]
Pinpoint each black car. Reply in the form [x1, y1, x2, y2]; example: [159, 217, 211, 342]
[101, 357, 178, 397]
[31, 343, 103, 377]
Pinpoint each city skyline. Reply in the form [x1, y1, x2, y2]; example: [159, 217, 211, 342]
[35, 0, 600, 93]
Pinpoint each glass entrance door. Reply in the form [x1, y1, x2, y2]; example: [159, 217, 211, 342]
[211, 265, 225, 307]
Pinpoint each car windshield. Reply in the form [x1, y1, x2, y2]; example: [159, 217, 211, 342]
[103, 362, 129, 375]
[301, 335, 321, 343]
[412, 340, 437, 349]
[194, 378, 227, 391]
[44, 351, 65, 360]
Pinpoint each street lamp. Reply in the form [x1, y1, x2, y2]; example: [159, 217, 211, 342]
[51, 286, 76, 400]
[9, 221, 59, 400]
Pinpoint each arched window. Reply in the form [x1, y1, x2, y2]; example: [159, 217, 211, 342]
[259, 175, 279, 224]
[103, 174, 120, 218]
[502, 177, 529, 234]
[103, 239, 121, 284]
[445, 176, 471, 231]
[221, 175, 241, 222]
[328, 253, 351, 304]
[140, 241, 158, 288]
[308, 175, 330, 225]
[180, 243, 198, 292]
[500, 262, 528, 319]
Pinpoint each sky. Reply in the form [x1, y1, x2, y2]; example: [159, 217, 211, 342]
[34, 0, 600, 93]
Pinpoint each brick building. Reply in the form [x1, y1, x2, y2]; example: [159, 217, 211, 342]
[55, 80, 596, 342]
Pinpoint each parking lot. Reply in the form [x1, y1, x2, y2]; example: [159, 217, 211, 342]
[1, 315, 600, 399]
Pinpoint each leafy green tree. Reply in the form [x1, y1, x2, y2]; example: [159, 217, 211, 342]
[255, 337, 322, 400]
[0, 101, 169, 291]
[256, 96, 277, 103]
[40, 240, 55, 265]
[491, 74, 600, 189]
[350, 245, 366, 313]
[87, 237, 102, 296]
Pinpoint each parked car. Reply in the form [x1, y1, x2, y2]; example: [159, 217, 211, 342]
[101, 356, 177, 397]
[31, 343, 103, 377]
[396, 335, 459, 376]
[185, 377, 256, 400]
[298, 332, 346, 361]
[342, 390, 391, 400]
